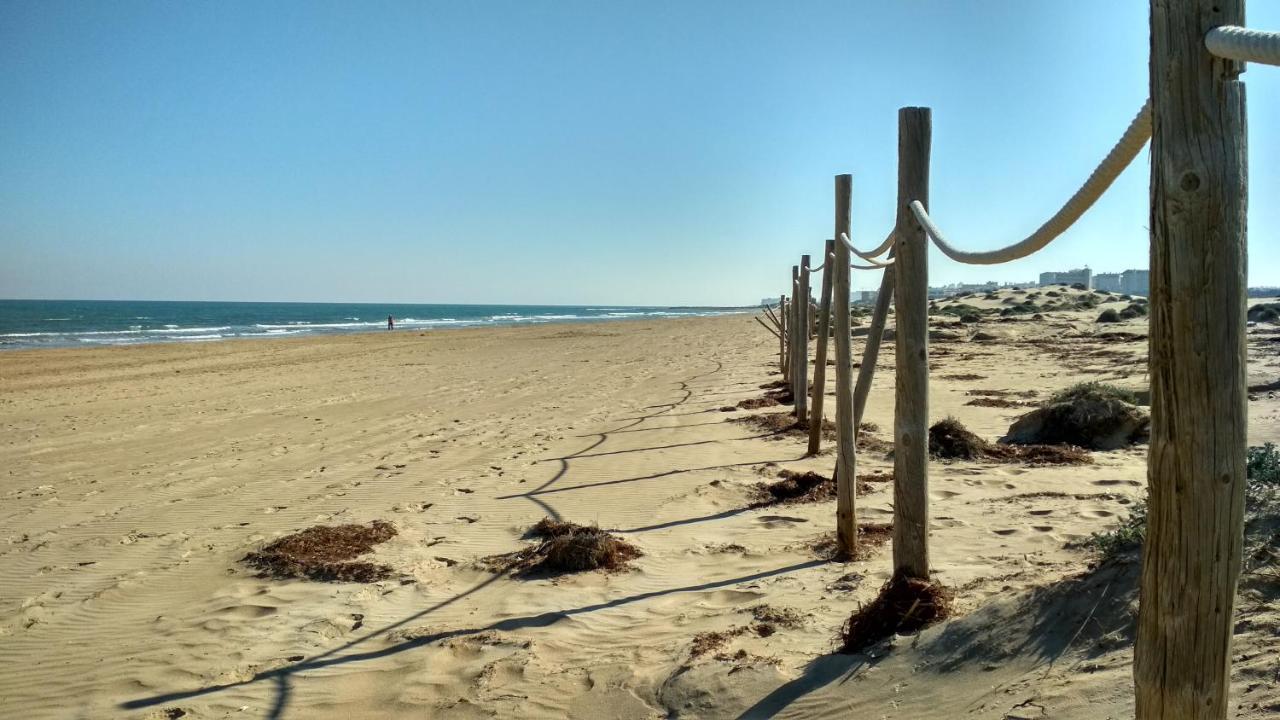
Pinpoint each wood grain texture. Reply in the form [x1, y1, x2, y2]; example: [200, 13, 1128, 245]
[892, 107, 931, 580]
[833, 175, 857, 557]
[853, 250, 896, 430]
[779, 295, 788, 378]
[791, 268, 801, 419]
[808, 239, 836, 455]
[796, 255, 811, 423]
[1136, 2, 1248, 717]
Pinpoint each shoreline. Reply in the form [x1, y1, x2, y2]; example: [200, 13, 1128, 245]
[0, 305, 754, 354]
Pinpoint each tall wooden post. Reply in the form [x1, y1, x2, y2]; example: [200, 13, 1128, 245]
[808, 239, 836, 455]
[892, 107, 931, 580]
[791, 267, 801, 417]
[1136, 2, 1247, 717]
[833, 175, 857, 557]
[853, 251, 896, 429]
[779, 295, 789, 378]
[796, 255, 811, 424]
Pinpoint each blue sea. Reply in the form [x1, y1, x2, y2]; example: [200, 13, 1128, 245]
[0, 299, 752, 351]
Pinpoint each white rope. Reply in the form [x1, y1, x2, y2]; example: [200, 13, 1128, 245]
[839, 234, 895, 269]
[849, 230, 896, 261]
[806, 262, 826, 273]
[852, 260, 894, 270]
[1207, 25, 1280, 66]
[907, 99, 1152, 265]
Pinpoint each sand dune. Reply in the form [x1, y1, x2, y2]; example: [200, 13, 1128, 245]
[2, 298, 1277, 718]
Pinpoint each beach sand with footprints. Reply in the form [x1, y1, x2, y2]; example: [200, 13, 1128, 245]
[2, 292, 1279, 719]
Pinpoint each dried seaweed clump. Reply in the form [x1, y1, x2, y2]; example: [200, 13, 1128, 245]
[930, 417, 1092, 465]
[243, 520, 397, 583]
[929, 417, 986, 460]
[750, 470, 834, 506]
[486, 519, 641, 576]
[839, 575, 953, 653]
[965, 397, 1031, 409]
[733, 411, 834, 441]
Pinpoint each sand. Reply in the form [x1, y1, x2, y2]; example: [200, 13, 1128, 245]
[2, 295, 1278, 719]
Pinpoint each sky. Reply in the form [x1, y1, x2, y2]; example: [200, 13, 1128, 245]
[1, 1, 1277, 306]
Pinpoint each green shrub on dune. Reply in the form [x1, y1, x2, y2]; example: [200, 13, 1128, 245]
[1248, 303, 1280, 324]
[1002, 381, 1148, 450]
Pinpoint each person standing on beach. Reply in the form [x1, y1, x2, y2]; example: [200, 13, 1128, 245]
[387, 315, 394, 330]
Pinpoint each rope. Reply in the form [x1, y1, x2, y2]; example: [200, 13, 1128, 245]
[855, 257, 896, 269]
[806, 261, 826, 273]
[848, 230, 896, 261]
[840, 233, 895, 269]
[1206, 25, 1280, 66]
[909, 98, 1152, 266]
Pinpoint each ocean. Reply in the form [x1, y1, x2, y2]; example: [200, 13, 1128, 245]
[0, 299, 751, 351]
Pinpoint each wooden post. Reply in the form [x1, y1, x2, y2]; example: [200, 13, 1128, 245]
[807, 239, 836, 455]
[791, 267, 801, 417]
[853, 252, 896, 429]
[833, 175, 857, 557]
[1136, 2, 1247, 717]
[773, 295, 783, 376]
[892, 107, 930, 580]
[796, 255, 811, 424]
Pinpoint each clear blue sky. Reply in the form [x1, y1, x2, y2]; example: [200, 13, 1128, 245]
[2, 1, 1277, 305]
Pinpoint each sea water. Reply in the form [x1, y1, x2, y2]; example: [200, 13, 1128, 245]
[0, 299, 751, 351]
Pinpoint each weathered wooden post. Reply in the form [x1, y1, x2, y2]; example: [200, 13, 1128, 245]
[853, 251, 896, 429]
[893, 107, 931, 580]
[773, 295, 783, 379]
[1136, 1, 1248, 717]
[791, 266, 802, 417]
[833, 175, 857, 557]
[796, 255, 811, 424]
[807, 239, 836, 455]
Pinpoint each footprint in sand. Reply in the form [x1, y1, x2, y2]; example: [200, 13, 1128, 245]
[392, 502, 434, 513]
[1093, 479, 1141, 487]
[756, 515, 809, 528]
[1028, 509, 1054, 516]
[992, 528, 1019, 536]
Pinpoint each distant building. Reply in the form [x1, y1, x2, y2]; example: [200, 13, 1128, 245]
[924, 281, 1031, 299]
[1120, 269, 1149, 296]
[1039, 267, 1093, 289]
[1094, 272, 1122, 293]
[856, 290, 879, 305]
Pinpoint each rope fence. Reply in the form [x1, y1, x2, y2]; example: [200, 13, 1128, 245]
[752, 10, 1275, 718]
[849, 230, 896, 261]
[908, 99, 1152, 265]
[840, 233, 896, 269]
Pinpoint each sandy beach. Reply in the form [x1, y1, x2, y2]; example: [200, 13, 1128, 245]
[2, 303, 1278, 719]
